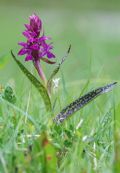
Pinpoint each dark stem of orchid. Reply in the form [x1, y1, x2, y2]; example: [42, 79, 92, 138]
[34, 60, 47, 85]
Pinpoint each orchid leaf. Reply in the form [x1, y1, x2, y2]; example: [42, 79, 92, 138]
[47, 45, 71, 92]
[53, 82, 117, 124]
[11, 51, 52, 112]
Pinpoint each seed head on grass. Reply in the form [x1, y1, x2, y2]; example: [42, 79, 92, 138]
[18, 14, 55, 83]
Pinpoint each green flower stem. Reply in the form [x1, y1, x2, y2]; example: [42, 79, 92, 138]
[34, 60, 47, 86]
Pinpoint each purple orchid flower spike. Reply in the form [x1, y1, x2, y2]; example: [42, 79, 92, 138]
[18, 14, 56, 84]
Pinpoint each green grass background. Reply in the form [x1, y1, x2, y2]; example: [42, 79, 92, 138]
[0, 0, 120, 172]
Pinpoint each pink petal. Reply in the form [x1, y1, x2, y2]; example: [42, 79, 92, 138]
[47, 52, 55, 58]
[39, 51, 46, 58]
[18, 42, 27, 47]
[22, 31, 31, 39]
[24, 24, 30, 30]
[18, 48, 27, 55]
[25, 55, 33, 61]
[39, 36, 51, 42]
[30, 44, 39, 50]
[29, 37, 35, 43]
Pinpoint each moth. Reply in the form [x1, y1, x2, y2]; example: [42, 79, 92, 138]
[53, 82, 117, 124]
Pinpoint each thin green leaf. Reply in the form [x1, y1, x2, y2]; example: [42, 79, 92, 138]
[47, 45, 71, 92]
[53, 82, 117, 124]
[11, 51, 52, 112]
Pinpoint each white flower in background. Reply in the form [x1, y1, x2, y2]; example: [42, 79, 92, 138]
[82, 135, 88, 142]
[52, 78, 60, 92]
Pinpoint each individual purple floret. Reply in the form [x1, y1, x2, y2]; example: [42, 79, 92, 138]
[18, 14, 55, 83]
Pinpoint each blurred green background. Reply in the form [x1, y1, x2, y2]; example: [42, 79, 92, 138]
[0, 0, 120, 86]
[1, 1, 120, 172]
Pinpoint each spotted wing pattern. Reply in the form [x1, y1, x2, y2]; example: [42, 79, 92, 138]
[53, 82, 117, 124]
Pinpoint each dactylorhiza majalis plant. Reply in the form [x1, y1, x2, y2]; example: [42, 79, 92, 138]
[11, 13, 71, 112]
[11, 13, 117, 124]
